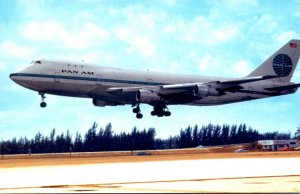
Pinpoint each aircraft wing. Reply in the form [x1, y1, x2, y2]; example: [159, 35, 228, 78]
[106, 75, 278, 103]
[161, 75, 278, 91]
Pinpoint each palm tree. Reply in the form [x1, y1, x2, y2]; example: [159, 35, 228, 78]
[296, 126, 300, 143]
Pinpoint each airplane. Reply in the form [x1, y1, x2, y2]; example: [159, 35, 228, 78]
[10, 39, 300, 119]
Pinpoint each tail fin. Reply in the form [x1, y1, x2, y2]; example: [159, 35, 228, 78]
[247, 39, 300, 82]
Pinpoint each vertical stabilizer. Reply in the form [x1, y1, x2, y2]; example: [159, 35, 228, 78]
[247, 39, 300, 82]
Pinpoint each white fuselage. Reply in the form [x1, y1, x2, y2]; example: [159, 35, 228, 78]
[10, 59, 296, 107]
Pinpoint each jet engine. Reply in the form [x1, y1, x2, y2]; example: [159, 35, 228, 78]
[92, 98, 121, 107]
[136, 89, 161, 103]
[92, 99, 106, 107]
[193, 85, 219, 97]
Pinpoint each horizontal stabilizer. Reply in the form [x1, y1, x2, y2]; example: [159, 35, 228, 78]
[265, 83, 300, 91]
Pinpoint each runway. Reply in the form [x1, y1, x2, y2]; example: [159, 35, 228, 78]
[0, 157, 300, 192]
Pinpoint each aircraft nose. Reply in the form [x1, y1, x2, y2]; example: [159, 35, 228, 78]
[9, 72, 22, 84]
[9, 73, 17, 81]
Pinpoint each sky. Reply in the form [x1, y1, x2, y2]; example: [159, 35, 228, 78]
[1, 0, 300, 140]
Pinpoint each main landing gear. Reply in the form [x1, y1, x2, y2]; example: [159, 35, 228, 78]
[39, 92, 47, 108]
[132, 104, 171, 119]
[151, 104, 171, 117]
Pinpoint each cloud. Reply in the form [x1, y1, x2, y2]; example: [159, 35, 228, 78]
[253, 14, 278, 34]
[224, 0, 258, 8]
[21, 21, 110, 50]
[0, 62, 6, 71]
[111, 8, 166, 58]
[162, 0, 176, 6]
[115, 27, 157, 58]
[199, 53, 213, 72]
[275, 31, 298, 44]
[210, 24, 239, 44]
[0, 41, 36, 58]
[170, 61, 182, 71]
[163, 16, 239, 46]
[197, 53, 225, 75]
[231, 60, 252, 77]
[293, 11, 300, 18]
[22, 21, 66, 41]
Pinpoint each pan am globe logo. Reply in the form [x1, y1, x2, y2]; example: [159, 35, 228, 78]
[272, 54, 293, 77]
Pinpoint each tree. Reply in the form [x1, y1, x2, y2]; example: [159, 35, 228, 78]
[32, 132, 43, 153]
[211, 125, 221, 145]
[49, 129, 56, 152]
[192, 125, 200, 147]
[74, 132, 83, 152]
[65, 130, 72, 152]
[102, 123, 113, 151]
[145, 128, 156, 150]
[84, 122, 98, 151]
[221, 124, 230, 145]
[1, 122, 296, 154]
[229, 125, 237, 144]
[295, 127, 300, 142]
[178, 126, 192, 148]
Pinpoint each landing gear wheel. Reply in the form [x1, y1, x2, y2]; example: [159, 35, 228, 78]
[157, 113, 164, 117]
[165, 111, 171, 117]
[151, 104, 171, 117]
[39, 92, 47, 108]
[136, 113, 143, 119]
[40, 102, 47, 108]
[132, 107, 139, 113]
[133, 104, 143, 119]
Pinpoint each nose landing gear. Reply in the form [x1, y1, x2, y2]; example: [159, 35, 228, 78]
[39, 92, 47, 108]
[132, 105, 143, 119]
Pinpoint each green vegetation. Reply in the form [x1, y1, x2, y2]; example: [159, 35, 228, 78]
[0, 122, 294, 154]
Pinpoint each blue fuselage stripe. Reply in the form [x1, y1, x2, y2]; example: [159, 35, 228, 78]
[10, 73, 167, 86]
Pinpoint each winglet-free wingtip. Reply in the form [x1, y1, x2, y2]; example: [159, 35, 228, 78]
[290, 39, 299, 48]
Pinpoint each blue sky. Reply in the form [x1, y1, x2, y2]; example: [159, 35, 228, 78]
[1, 0, 300, 140]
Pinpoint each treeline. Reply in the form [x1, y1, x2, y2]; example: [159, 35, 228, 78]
[0, 122, 292, 154]
[171, 124, 291, 149]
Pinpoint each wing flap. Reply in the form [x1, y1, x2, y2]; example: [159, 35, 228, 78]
[106, 86, 156, 94]
[161, 75, 278, 91]
[215, 75, 278, 89]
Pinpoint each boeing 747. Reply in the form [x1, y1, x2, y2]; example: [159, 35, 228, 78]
[10, 39, 300, 119]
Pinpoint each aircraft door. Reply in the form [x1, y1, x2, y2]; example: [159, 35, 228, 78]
[147, 78, 153, 86]
[54, 72, 60, 82]
[96, 74, 102, 85]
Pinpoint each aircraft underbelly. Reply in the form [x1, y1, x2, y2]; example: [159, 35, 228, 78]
[41, 80, 270, 106]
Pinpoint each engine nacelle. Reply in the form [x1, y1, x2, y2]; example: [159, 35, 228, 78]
[92, 99, 121, 107]
[193, 85, 219, 97]
[136, 89, 161, 104]
[92, 99, 106, 107]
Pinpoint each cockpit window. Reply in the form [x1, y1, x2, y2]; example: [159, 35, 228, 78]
[31, 60, 41, 64]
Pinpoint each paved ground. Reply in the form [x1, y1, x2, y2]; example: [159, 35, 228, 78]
[0, 152, 299, 193]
